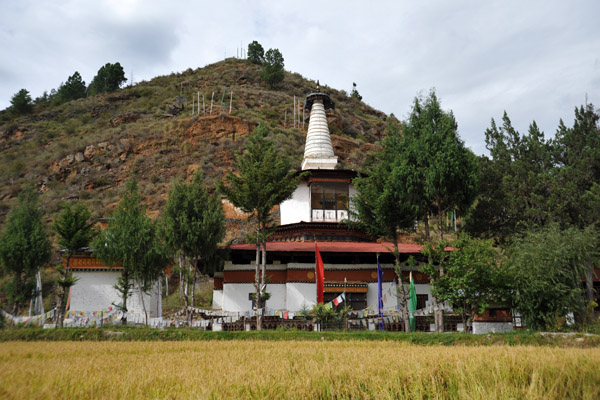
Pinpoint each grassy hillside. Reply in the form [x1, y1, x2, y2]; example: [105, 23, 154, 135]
[0, 58, 389, 238]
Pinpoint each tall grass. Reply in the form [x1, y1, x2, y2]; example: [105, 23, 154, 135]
[0, 341, 598, 399]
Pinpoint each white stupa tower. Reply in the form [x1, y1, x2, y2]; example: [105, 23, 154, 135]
[301, 90, 338, 170]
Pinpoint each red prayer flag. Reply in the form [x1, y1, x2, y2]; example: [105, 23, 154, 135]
[316, 243, 325, 304]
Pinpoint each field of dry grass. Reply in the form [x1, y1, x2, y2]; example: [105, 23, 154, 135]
[0, 340, 599, 399]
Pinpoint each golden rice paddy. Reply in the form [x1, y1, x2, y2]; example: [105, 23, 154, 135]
[0, 340, 598, 399]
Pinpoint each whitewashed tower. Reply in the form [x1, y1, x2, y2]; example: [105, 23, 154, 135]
[301, 90, 337, 170]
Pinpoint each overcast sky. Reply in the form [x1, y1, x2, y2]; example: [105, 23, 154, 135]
[1, 0, 598, 154]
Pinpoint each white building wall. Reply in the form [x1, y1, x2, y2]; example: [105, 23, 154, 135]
[71, 271, 160, 317]
[280, 183, 311, 225]
[223, 283, 254, 312]
[212, 290, 223, 310]
[367, 282, 399, 310]
[265, 284, 286, 310]
[286, 283, 316, 311]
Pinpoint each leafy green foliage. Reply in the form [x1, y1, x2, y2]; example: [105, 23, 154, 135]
[88, 62, 127, 95]
[10, 89, 33, 115]
[93, 178, 168, 323]
[247, 40, 265, 64]
[506, 225, 598, 330]
[261, 48, 285, 88]
[430, 236, 507, 327]
[58, 71, 87, 102]
[0, 186, 52, 314]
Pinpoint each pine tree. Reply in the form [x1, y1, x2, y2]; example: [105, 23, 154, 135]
[10, 89, 33, 115]
[53, 203, 96, 327]
[351, 121, 420, 331]
[162, 170, 225, 322]
[220, 124, 301, 328]
[0, 186, 52, 315]
[88, 62, 127, 95]
[58, 71, 87, 102]
[261, 49, 285, 88]
[93, 178, 168, 324]
[247, 40, 265, 64]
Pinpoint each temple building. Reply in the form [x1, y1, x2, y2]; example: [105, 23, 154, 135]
[212, 91, 433, 316]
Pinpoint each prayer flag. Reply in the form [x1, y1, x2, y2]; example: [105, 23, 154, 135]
[315, 242, 325, 304]
[377, 258, 384, 330]
[408, 271, 417, 332]
[332, 293, 345, 306]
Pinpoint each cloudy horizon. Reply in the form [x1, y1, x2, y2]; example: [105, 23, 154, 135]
[1, 0, 598, 155]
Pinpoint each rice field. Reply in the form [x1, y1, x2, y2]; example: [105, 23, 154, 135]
[0, 340, 599, 399]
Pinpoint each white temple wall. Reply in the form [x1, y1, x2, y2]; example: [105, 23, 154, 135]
[280, 183, 310, 225]
[71, 271, 160, 317]
[367, 282, 399, 310]
[223, 283, 254, 312]
[212, 289, 224, 310]
[286, 283, 316, 312]
[265, 283, 287, 310]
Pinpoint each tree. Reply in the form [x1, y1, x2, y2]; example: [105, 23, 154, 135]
[0, 186, 52, 316]
[350, 82, 362, 101]
[403, 90, 479, 242]
[10, 89, 33, 115]
[351, 121, 421, 331]
[247, 40, 265, 64]
[551, 103, 600, 230]
[161, 170, 225, 322]
[261, 48, 285, 88]
[53, 203, 96, 327]
[466, 114, 554, 242]
[58, 71, 87, 102]
[506, 225, 598, 330]
[399, 90, 479, 331]
[220, 124, 301, 329]
[427, 236, 506, 332]
[88, 62, 127, 95]
[93, 178, 168, 324]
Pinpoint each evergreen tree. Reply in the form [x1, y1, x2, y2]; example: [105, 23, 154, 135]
[261, 48, 285, 88]
[161, 170, 225, 322]
[351, 121, 421, 331]
[506, 225, 598, 330]
[93, 178, 168, 324]
[58, 71, 87, 102]
[247, 40, 265, 64]
[0, 186, 52, 315]
[53, 203, 96, 327]
[350, 82, 362, 101]
[220, 124, 301, 329]
[88, 62, 127, 95]
[403, 90, 479, 242]
[10, 89, 33, 115]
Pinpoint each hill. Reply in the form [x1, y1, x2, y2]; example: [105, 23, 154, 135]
[0, 58, 390, 240]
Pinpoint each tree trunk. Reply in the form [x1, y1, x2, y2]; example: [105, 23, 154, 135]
[56, 254, 71, 328]
[586, 260, 594, 303]
[139, 279, 148, 326]
[255, 228, 261, 331]
[191, 266, 197, 308]
[438, 206, 444, 242]
[393, 235, 410, 332]
[424, 213, 430, 242]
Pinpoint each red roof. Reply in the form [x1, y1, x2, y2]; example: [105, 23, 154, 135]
[229, 241, 427, 254]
